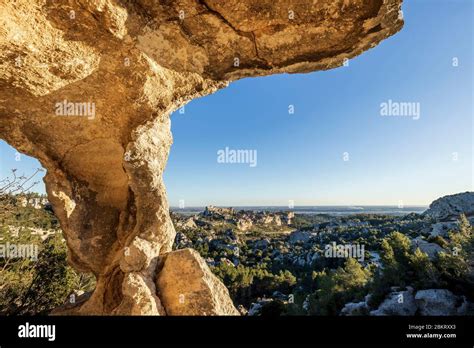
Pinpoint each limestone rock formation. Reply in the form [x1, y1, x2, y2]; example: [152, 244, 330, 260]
[424, 192, 474, 221]
[411, 237, 444, 261]
[156, 248, 239, 315]
[414, 289, 463, 316]
[0, 0, 403, 314]
[289, 230, 313, 244]
[236, 217, 253, 232]
[340, 295, 371, 316]
[358, 287, 471, 316]
[369, 287, 416, 316]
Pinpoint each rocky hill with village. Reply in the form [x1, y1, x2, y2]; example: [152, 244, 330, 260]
[171, 192, 474, 316]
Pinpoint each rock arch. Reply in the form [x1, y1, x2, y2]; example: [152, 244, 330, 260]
[0, 0, 403, 314]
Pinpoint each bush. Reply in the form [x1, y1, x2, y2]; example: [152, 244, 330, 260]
[369, 231, 440, 306]
[307, 258, 370, 315]
[0, 233, 95, 315]
[212, 262, 297, 306]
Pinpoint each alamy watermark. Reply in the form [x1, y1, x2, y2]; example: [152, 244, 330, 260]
[18, 322, 55, 341]
[217, 147, 257, 167]
[55, 99, 96, 120]
[324, 242, 365, 262]
[0, 242, 38, 261]
[380, 99, 420, 120]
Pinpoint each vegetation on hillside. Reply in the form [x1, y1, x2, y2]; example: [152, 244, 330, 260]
[0, 170, 472, 315]
[0, 170, 95, 315]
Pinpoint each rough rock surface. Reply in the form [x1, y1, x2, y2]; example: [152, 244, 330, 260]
[0, 0, 403, 314]
[156, 248, 239, 315]
[414, 289, 461, 316]
[424, 192, 474, 221]
[289, 230, 313, 244]
[340, 296, 371, 316]
[368, 288, 472, 316]
[411, 237, 444, 261]
[429, 221, 458, 237]
[370, 287, 416, 316]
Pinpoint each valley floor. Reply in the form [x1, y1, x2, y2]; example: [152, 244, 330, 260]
[1, 192, 473, 316]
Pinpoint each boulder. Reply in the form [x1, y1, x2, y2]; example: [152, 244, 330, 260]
[156, 248, 239, 315]
[429, 221, 458, 237]
[340, 300, 369, 316]
[248, 299, 273, 316]
[289, 231, 312, 244]
[236, 217, 253, 231]
[182, 218, 197, 230]
[411, 237, 444, 260]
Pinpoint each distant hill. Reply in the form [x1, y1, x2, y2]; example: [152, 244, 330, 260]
[424, 192, 474, 221]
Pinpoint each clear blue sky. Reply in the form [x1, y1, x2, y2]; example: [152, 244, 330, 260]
[1, 0, 472, 206]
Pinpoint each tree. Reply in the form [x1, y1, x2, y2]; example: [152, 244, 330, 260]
[273, 270, 297, 293]
[450, 214, 473, 253]
[307, 258, 370, 315]
[434, 214, 474, 297]
[13, 234, 78, 314]
[378, 232, 412, 286]
[369, 231, 440, 307]
[260, 300, 286, 316]
[410, 247, 438, 288]
[1, 233, 96, 315]
[0, 168, 44, 222]
[459, 214, 471, 235]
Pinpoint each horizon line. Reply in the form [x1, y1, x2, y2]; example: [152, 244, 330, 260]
[169, 204, 429, 208]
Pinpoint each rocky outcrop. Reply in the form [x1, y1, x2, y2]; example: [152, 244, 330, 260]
[175, 217, 197, 230]
[411, 237, 444, 261]
[236, 217, 253, 232]
[18, 196, 49, 209]
[370, 287, 417, 316]
[424, 192, 474, 221]
[285, 212, 295, 225]
[414, 289, 464, 316]
[289, 230, 313, 244]
[340, 295, 371, 316]
[429, 221, 458, 237]
[202, 206, 235, 219]
[257, 214, 282, 226]
[0, 0, 404, 314]
[367, 288, 472, 316]
[156, 248, 239, 315]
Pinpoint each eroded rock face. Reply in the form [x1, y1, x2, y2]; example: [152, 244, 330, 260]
[414, 289, 461, 316]
[0, 0, 403, 314]
[411, 237, 444, 261]
[424, 192, 474, 221]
